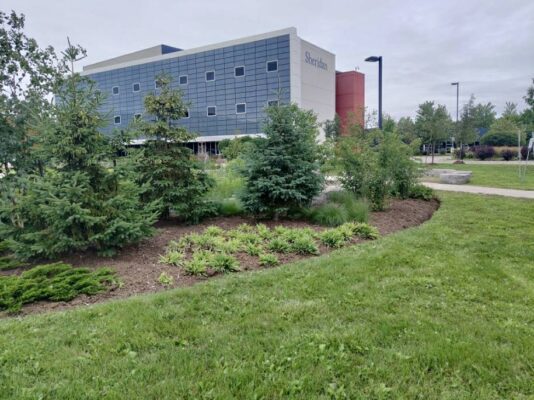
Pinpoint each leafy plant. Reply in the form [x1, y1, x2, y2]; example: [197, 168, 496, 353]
[408, 184, 435, 201]
[157, 272, 174, 286]
[342, 222, 380, 240]
[159, 251, 185, 267]
[320, 229, 347, 248]
[183, 252, 211, 276]
[210, 253, 240, 273]
[245, 244, 262, 256]
[0, 262, 117, 313]
[290, 235, 320, 255]
[268, 237, 291, 253]
[258, 253, 279, 267]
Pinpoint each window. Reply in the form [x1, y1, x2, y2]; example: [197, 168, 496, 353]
[205, 71, 215, 81]
[184, 108, 190, 118]
[132, 83, 140, 92]
[236, 103, 246, 114]
[179, 75, 188, 85]
[114, 115, 121, 125]
[112, 86, 119, 95]
[155, 80, 162, 89]
[267, 100, 279, 107]
[234, 66, 245, 77]
[207, 106, 216, 116]
[266, 60, 278, 72]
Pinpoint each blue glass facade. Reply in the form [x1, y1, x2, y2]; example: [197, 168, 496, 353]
[85, 34, 291, 137]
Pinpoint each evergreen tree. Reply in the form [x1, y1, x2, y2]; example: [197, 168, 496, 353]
[0, 42, 158, 260]
[240, 103, 324, 218]
[133, 74, 214, 222]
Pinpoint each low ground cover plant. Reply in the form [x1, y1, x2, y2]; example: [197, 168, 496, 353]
[159, 221, 380, 276]
[0, 263, 117, 313]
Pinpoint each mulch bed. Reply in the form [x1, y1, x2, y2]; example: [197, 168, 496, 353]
[2, 198, 439, 317]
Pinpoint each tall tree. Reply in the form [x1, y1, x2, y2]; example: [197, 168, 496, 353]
[455, 95, 478, 158]
[0, 10, 64, 175]
[323, 113, 341, 140]
[240, 103, 324, 219]
[415, 101, 452, 164]
[471, 101, 496, 129]
[133, 74, 213, 222]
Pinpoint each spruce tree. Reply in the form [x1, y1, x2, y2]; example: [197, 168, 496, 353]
[133, 74, 214, 222]
[240, 103, 324, 219]
[0, 42, 158, 260]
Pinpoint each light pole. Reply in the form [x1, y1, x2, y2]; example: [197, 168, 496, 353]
[451, 82, 459, 157]
[365, 56, 382, 130]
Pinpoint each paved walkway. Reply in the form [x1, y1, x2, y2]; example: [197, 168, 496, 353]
[414, 156, 533, 165]
[422, 182, 534, 199]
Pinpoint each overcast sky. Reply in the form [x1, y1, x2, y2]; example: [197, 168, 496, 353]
[4, 0, 534, 119]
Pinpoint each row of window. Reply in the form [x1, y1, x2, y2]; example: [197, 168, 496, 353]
[113, 100, 279, 125]
[110, 61, 279, 95]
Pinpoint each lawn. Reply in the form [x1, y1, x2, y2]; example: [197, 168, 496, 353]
[425, 163, 534, 190]
[1, 192, 533, 399]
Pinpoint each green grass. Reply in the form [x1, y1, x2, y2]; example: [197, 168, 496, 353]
[427, 163, 534, 190]
[1, 193, 534, 399]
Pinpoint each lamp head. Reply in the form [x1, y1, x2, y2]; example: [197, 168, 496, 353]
[365, 56, 381, 62]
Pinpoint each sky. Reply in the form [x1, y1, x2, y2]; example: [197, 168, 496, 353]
[4, 0, 534, 120]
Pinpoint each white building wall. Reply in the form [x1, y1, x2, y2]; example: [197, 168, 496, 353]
[290, 38, 336, 142]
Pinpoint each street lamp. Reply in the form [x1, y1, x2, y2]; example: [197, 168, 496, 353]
[451, 82, 459, 157]
[365, 56, 382, 130]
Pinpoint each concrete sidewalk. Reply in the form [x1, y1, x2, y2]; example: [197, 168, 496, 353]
[422, 182, 534, 199]
[414, 156, 533, 165]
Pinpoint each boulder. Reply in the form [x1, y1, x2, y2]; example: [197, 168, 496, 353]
[439, 172, 472, 184]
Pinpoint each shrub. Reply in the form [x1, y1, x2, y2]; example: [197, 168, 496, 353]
[157, 272, 174, 286]
[159, 251, 184, 267]
[408, 184, 435, 201]
[337, 131, 417, 211]
[319, 229, 346, 248]
[0, 263, 117, 313]
[259, 253, 279, 267]
[240, 103, 324, 218]
[481, 119, 521, 146]
[500, 149, 515, 161]
[210, 253, 240, 272]
[308, 203, 348, 227]
[472, 145, 495, 160]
